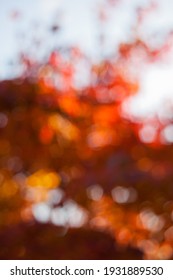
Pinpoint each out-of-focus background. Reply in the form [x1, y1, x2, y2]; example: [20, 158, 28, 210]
[1, 0, 173, 260]
[1, 0, 173, 115]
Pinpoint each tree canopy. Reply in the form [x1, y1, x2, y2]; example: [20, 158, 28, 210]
[1, 1, 173, 260]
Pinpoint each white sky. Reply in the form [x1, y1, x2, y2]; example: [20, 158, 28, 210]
[1, 0, 173, 117]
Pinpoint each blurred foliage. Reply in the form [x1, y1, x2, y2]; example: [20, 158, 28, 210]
[1, 0, 173, 260]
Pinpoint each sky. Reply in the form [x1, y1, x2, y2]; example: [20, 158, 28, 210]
[1, 0, 173, 117]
